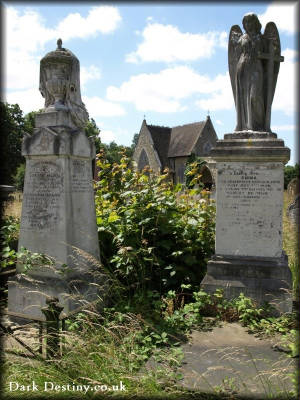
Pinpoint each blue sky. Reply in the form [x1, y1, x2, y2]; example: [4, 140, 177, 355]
[4, 2, 298, 164]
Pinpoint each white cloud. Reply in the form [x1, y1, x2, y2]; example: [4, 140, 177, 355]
[5, 88, 44, 114]
[99, 129, 118, 143]
[272, 48, 297, 115]
[271, 124, 295, 132]
[107, 66, 234, 113]
[126, 23, 227, 63]
[81, 65, 101, 89]
[83, 96, 126, 118]
[195, 72, 234, 111]
[216, 120, 223, 125]
[258, 3, 297, 35]
[4, 6, 121, 96]
[55, 6, 122, 40]
[5, 7, 55, 54]
[195, 48, 297, 116]
[5, 51, 40, 90]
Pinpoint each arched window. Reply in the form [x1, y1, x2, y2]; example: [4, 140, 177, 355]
[200, 165, 214, 190]
[203, 141, 212, 155]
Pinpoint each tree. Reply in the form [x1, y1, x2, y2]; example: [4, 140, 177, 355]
[23, 110, 40, 135]
[0, 102, 25, 184]
[131, 133, 139, 150]
[85, 118, 101, 154]
[284, 164, 299, 189]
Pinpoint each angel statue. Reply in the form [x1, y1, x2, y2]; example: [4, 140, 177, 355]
[228, 13, 284, 133]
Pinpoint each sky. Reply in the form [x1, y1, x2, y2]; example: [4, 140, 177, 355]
[3, 1, 299, 165]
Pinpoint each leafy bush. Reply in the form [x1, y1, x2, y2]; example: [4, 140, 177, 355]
[0, 216, 54, 272]
[95, 151, 215, 296]
[184, 154, 207, 188]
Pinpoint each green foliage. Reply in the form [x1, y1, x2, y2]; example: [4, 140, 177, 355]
[12, 163, 26, 191]
[131, 132, 139, 150]
[184, 154, 207, 188]
[0, 216, 19, 270]
[95, 151, 215, 296]
[0, 216, 53, 272]
[23, 110, 40, 134]
[0, 102, 25, 184]
[99, 141, 134, 165]
[3, 287, 298, 398]
[84, 117, 101, 154]
[284, 164, 299, 189]
[0, 216, 19, 249]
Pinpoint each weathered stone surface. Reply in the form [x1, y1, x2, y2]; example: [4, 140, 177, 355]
[178, 324, 296, 397]
[201, 133, 292, 313]
[229, 14, 283, 132]
[8, 41, 101, 321]
[287, 178, 300, 197]
[39, 39, 88, 129]
[215, 162, 283, 258]
[202, 254, 292, 313]
[286, 194, 300, 227]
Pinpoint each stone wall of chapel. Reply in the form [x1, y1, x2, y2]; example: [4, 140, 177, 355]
[193, 119, 218, 157]
[133, 123, 161, 174]
[174, 156, 188, 183]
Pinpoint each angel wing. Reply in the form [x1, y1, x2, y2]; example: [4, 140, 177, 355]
[228, 25, 243, 106]
[263, 22, 282, 107]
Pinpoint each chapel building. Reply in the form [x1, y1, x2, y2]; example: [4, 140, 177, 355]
[133, 115, 218, 188]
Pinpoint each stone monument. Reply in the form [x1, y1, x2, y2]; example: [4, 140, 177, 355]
[201, 14, 292, 313]
[8, 39, 101, 321]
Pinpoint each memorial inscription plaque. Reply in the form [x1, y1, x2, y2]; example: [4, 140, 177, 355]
[216, 162, 283, 257]
[22, 160, 64, 231]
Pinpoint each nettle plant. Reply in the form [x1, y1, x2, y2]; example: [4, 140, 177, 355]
[0, 216, 54, 273]
[95, 151, 216, 297]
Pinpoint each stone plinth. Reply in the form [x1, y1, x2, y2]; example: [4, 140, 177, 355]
[201, 132, 292, 314]
[8, 111, 102, 321]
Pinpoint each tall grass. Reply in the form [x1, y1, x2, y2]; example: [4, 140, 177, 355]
[282, 191, 299, 299]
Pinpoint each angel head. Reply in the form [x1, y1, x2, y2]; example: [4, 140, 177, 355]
[242, 13, 262, 35]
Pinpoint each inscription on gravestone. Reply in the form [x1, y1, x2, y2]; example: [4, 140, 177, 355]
[71, 159, 92, 193]
[23, 161, 64, 231]
[216, 162, 283, 258]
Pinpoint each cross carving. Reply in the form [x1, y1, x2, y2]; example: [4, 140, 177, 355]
[258, 40, 284, 132]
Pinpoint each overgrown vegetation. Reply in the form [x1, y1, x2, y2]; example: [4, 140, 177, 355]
[283, 191, 299, 299]
[3, 287, 298, 398]
[284, 164, 299, 189]
[95, 150, 215, 296]
[1, 156, 298, 399]
[184, 154, 207, 188]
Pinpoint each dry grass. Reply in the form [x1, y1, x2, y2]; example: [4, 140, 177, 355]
[3, 191, 23, 219]
[282, 191, 299, 299]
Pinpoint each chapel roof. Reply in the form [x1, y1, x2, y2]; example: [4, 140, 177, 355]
[168, 121, 207, 157]
[145, 119, 208, 162]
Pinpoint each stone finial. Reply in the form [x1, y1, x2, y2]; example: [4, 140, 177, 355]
[39, 39, 89, 128]
[57, 38, 62, 50]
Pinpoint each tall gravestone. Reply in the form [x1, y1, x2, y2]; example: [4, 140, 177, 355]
[8, 39, 101, 321]
[201, 14, 292, 313]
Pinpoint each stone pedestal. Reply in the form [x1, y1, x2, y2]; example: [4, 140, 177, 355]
[201, 132, 292, 313]
[8, 110, 102, 321]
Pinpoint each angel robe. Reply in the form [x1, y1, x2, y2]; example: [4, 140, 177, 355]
[235, 32, 266, 131]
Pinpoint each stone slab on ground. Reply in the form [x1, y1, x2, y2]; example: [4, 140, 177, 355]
[179, 322, 296, 398]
